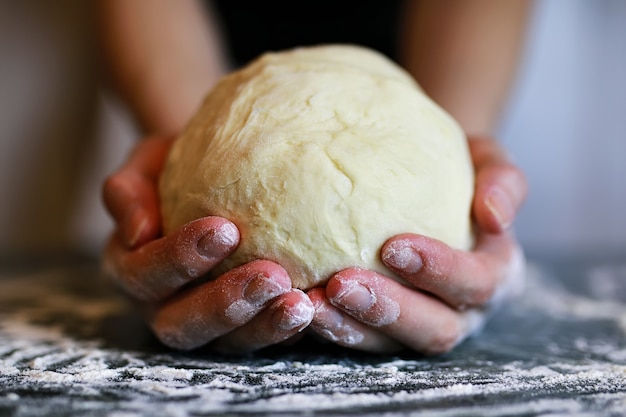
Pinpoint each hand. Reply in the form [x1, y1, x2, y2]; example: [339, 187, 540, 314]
[309, 137, 527, 354]
[102, 136, 314, 353]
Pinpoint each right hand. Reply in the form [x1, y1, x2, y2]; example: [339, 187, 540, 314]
[102, 136, 314, 353]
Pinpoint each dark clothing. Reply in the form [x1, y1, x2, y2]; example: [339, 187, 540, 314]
[211, 0, 405, 68]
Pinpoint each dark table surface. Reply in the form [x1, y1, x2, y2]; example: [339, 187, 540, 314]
[1, 252, 626, 417]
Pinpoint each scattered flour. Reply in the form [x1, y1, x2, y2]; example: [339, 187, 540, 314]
[522, 262, 626, 334]
[1, 262, 626, 416]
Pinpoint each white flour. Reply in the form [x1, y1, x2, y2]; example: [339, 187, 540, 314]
[1, 262, 625, 416]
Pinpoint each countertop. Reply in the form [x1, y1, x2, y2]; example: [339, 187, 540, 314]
[1, 253, 626, 416]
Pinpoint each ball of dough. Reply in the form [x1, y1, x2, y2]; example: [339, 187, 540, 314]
[159, 44, 474, 290]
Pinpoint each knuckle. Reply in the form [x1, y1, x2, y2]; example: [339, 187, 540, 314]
[102, 172, 137, 218]
[425, 322, 462, 355]
[424, 244, 455, 282]
[103, 252, 171, 303]
[152, 325, 197, 351]
[119, 273, 165, 303]
[150, 307, 207, 351]
[498, 164, 528, 196]
[504, 162, 525, 180]
[460, 283, 495, 308]
[102, 173, 125, 200]
[103, 243, 149, 301]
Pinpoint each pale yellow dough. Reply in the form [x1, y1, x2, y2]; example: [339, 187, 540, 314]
[159, 44, 474, 290]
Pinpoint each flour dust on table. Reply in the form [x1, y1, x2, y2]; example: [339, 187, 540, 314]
[1, 259, 626, 416]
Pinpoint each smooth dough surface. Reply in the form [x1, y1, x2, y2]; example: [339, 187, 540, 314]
[159, 44, 474, 289]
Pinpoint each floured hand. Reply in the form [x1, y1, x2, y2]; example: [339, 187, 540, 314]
[102, 136, 313, 353]
[309, 137, 528, 354]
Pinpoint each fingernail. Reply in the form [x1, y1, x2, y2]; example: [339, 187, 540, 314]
[333, 281, 375, 312]
[197, 222, 239, 259]
[272, 296, 314, 331]
[382, 241, 423, 274]
[243, 274, 288, 307]
[485, 188, 514, 230]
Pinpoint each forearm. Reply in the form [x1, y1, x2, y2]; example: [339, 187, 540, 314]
[98, 0, 227, 135]
[400, 0, 531, 136]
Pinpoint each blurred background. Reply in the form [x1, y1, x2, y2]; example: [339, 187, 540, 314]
[500, 0, 626, 258]
[0, 0, 624, 261]
[0, 1, 135, 258]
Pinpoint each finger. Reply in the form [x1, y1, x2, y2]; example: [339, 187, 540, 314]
[211, 290, 314, 354]
[468, 137, 528, 233]
[308, 288, 403, 353]
[326, 268, 487, 355]
[150, 260, 292, 351]
[102, 136, 174, 247]
[104, 216, 240, 302]
[381, 231, 517, 309]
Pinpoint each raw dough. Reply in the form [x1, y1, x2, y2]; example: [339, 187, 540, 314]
[159, 44, 474, 290]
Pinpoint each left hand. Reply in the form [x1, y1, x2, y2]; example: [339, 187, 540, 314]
[308, 137, 528, 354]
